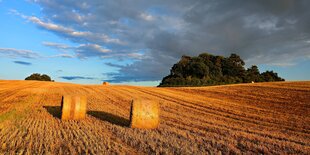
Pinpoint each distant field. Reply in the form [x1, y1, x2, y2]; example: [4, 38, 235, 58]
[0, 80, 309, 154]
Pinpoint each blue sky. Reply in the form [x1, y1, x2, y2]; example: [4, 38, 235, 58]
[0, 0, 309, 85]
[0, 0, 146, 85]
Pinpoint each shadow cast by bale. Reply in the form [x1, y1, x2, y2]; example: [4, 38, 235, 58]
[43, 106, 62, 119]
[87, 111, 130, 127]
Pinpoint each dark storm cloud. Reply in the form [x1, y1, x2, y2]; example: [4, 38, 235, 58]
[27, 0, 310, 82]
[13, 61, 32, 66]
[59, 76, 95, 80]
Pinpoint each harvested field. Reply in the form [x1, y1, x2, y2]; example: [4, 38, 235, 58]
[0, 80, 309, 154]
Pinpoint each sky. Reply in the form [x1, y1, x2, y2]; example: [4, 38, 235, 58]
[0, 0, 309, 86]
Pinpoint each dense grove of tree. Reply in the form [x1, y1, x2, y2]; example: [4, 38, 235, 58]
[25, 73, 53, 81]
[159, 53, 284, 87]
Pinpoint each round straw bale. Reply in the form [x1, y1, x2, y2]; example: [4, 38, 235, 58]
[102, 82, 109, 85]
[129, 99, 160, 129]
[61, 95, 87, 120]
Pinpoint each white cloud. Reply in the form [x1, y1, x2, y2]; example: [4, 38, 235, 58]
[100, 52, 146, 60]
[0, 47, 76, 59]
[0, 48, 40, 59]
[42, 41, 148, 60]
[11, 9, 124, 45]
[42, 42, 71, 50]
[49, 54, 75, 58]
[77, 44, 110, 54]
[140, 13, 154, 21]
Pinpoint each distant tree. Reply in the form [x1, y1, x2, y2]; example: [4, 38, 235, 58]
[158, 52, 284, 87]
[198, 53, 223, 80]
[25, 73, 52, 81]
[245, 65, 261, 82]
[40, 74, 52, 81]
[171, 55, 191, 77]
[222, 53, 246, 79]
[187, 57, 209, 79]
[260, 71, 285, 82]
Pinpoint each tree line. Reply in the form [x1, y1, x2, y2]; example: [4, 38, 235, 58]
[159, 53, 284, 87]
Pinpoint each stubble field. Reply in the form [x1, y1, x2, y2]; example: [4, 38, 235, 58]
[0, 80, 309, 154]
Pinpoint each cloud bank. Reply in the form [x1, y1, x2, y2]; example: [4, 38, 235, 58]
[19, 0, 310, 82]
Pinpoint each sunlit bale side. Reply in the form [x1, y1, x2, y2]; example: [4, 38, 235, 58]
[61, 96, 87, 120]
[129, 99, 160, 129]
[102, 82, 110, 85]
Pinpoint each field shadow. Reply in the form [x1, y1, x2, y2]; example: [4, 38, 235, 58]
[87, 111, 130, 127]
[43, 106, 61, 119]
[43, 106, 130, 127]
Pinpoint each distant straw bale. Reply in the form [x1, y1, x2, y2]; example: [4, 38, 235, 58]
[61, 96, 87, 120]
[129, 99, 160, 129]
[103, 82, 110, 85]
